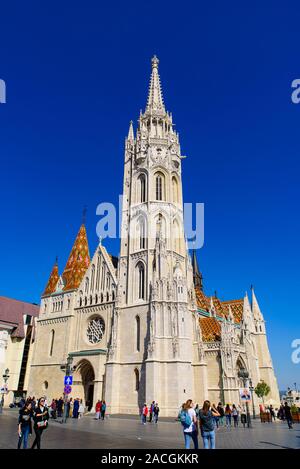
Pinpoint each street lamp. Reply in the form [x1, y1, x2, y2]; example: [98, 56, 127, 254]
[249, 379, 256, 419]
[238, 368, 252, 428]
[0, 368, 10, 414]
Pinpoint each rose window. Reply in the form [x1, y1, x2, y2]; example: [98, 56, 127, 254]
[86, 317, 105, 344]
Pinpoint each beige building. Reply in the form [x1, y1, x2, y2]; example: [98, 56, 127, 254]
[0, 297, 39, 407]
[28, 57, 280, 415]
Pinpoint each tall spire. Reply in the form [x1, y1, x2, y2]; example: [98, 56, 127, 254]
[127, 120, 134, 141]
[42, 258, 60, 296]
[62, 223, 90, 291]
[145, 55, 165, 115]
[251, 286, 264, 321]
[191, 249, 203, 291]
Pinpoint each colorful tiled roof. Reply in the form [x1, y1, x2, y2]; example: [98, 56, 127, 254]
[195, 286, 243, 324]
[200, 317, 221, 342]
[42, 261, 59, 296]
[222, 299, 244, 324]
[62, 224, 90, 291]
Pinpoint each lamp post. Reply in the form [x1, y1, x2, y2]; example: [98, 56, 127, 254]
[0, 368, 10, 414]
[62, 356, 73, 424]
[238, 368, 252, 428]
[249, 379, 256, 419]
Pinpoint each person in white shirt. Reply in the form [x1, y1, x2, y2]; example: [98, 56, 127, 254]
[179, 399, 198, 449]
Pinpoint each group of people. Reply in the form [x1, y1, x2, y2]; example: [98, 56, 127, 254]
[49, 397, 85, 419]
[141, 402, 160, 424]
[17, 396, 49, 449]
[194, 402, 248, 430]
[95, 400, 107, 420]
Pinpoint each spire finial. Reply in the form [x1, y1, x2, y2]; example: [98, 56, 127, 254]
[151, 55, 159, 69]
[55, 255, 58, 265]
[82, 205, 87, 225]
[127, 120, 134, 141]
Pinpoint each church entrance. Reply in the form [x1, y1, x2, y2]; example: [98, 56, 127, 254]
[74, 359, 95, 411]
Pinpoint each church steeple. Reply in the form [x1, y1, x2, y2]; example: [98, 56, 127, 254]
[62, 223, 90, 291]
[127, 120, 134, 141]
[42, 257, 60, 296]
[192, 249, 203, 291]
[145, 55, 166, 115]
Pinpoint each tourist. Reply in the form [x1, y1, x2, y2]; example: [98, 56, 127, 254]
[212, 403, 219, 428]
[73, 398, 79, 418]
[31, 398, 49, 449]
[240, 405, 247, 428]
[101, 400, 106, 420]
[217, 402, 224, 426]
[284, 402, 293, 429]
[232, 404, 239, 427]
[179, 399, 198, 449]
[95, 400, 102, 420]
[225, 404, 232, 428]
[17, 399, 33, 449]
[153, 403, 160, 423]
[199, 400, 220, 449]
[149, 401, 155, 422]
[69, 397, 73, 417]
[141, 403, 148, 424]
[78, 399, 85, 418]
[50, 399, 57, 419]
[57, 397, 63, 418]
[270, 405, 276, 421]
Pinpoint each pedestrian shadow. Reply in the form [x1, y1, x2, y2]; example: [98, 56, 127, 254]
[259, 441, 295, 449]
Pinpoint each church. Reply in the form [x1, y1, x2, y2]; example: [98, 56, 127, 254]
[28, 57, 280, 416]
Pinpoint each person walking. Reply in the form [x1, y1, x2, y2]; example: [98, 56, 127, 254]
[78, 399, 85, 419]
[153, 403, 160, 424]
[217, 403, 225, 426]
[31, 398, 49, 449]
[284, 402, 293, 429]
[73, 398, 79, 418]
[95, 400, 102, 420]
[69, 398, 74, 418]
[149, 401, 155, 422]
[57, 397, 63, 418]
[101, 401, 106, 420]
[212, 403, 219, 429]
[17, 399, 33, 449]
[270, 405, 276, 422]
[225, 404, 232, 428]
[199, 400, 220, 449]
[50, 399, 57, 419]
[232, 404, 239, 428]
[141, 403, 148, 424]
[179, 399, 198, 449]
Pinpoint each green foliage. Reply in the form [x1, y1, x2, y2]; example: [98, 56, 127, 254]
[291, 404, 298, 413]
[254, 381, 270, 403]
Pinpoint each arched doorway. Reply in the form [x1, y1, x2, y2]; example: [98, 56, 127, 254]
[75, 359, 95, 411]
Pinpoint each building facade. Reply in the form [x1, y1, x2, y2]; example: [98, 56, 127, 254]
[0, 297, 39, 406]
[28, 57, 280, 415]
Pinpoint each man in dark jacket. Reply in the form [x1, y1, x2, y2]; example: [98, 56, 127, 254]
[284, 402, 293, 429]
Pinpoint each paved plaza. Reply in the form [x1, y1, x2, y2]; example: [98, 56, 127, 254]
[0, 409, 299, 449]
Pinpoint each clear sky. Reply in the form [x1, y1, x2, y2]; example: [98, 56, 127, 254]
[0, 1, 299, 390]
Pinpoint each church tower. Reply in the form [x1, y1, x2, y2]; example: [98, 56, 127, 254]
[105, 56, 195, 415]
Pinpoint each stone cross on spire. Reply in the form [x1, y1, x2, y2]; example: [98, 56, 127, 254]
[145, 55, 165, 115]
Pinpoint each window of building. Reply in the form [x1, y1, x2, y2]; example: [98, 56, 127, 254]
[137, 263, 145, 300]
[136, 315, 140, 352]
[49, 330, 55, 357]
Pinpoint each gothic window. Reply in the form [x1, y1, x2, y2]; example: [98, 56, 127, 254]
[101, 293, 103, 303]
[86, 316, 105, 344]
[155, 172, 165, 201]
[49, 330, 55, 357]
[137, 262, 145, 300]
[90, 295, 93, 305]
[96, 255, 101, 291]
[91, 265, 95, 292]
[106, 292, 109, 302]
[134, 368, 139, 391]
[139, 174, 146, 203]
[85, 277, 89, 294]
[172, 176, 179, 203]
[84, 297, 87, 306]
[44, 303, 47, 313]
[136, 315, 141, 352]
[139, 217, 146, 249]
[112, 290, 115, 301]
[80, 298, 82, 307]
[67, 299, 70, 310]
[95, 294, 98, 304]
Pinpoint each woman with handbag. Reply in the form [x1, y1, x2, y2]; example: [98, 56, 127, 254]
[31, 398, 49, 449]
[17, 399, 33, 449]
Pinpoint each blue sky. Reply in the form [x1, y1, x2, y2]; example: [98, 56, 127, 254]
[0, 1, 299, 389]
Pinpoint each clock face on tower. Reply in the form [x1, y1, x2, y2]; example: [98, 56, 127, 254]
[86, 316, 105, 344]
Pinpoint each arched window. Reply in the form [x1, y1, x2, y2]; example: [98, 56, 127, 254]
[139, 174, 146, 203]
[106, 292, 109, 302]
[136, 315, 140, 352]
[172, 176, 179, 203]
[95, 294, 98, 304]
[139, 217, 146, 249]
[91, 265, 95, 292]
[155, 172, 165, 201]
[49, 330, 55, 357]
[137, 263, 145, 300]
[85, 277, 89, 294]
[90, 295, 93, 305]
[134, 368, 139, 391]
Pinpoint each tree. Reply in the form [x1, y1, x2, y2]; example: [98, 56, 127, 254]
[254, 380, 270, 404]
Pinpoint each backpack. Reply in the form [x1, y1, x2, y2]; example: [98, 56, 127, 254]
[180, 409, 192, 428]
